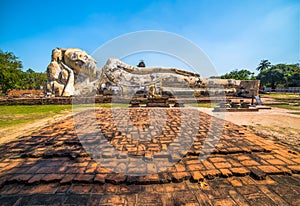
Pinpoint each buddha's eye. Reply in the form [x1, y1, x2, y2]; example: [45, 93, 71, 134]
[71, 53, 77, 60]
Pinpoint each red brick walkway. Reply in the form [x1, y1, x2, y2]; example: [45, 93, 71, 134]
[0, 108, 299, 205]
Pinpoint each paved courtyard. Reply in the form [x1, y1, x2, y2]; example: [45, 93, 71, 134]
[0, 108, 299, 205]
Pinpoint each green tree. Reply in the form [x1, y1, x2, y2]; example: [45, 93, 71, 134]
[0, 50, 23, 93]
[220, 69, 255, 80]
[21, 69, 47, 90]
[256, 59, 271, 71]
[283, 64, 300, 87]
[257, 67, 283, 89]
[257, 63, 300, 88]
[0, 50, 48, 93]
[33, 72, 47, 89]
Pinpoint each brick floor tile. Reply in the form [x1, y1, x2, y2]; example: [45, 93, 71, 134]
[87, 194, 103, 205]
[71, 161, 89, 167]
[158, 172, 172, 183]
[0, 175, 11, 188]
[227, 147, 244, 154]
[202, 160, 216, 170]
[230, 167, 250, 176]
[274, 154, 296, 164]
[239, 176, 256, 185]
[127, 167, 146, 175]
[240, 159, 260, 167]
[119, 184, 135, 194]
[36, 167, 60, 174]
[287, 165, 300, 174]
[171, 172, 190, 182]
[257, 154, 276, 160]
[105, 184, 120, 193]
[190, 171, 204, 182]
[270, 184, 296, 203]
[146, 163, 158, 173]
[275, 165, 292, 175]
[18, 194, 66, 205]
[194, 191, 213, 205]
[152, 184, 165, 193]
[138, 174, 160, 184]
[41, 174, 64, 182]
[270, 175, 300, 190]
[258, 185, 290, 206]
[85, 162, 98, 173]
[74, 174, 94, 183]
[227, 159, 243, 167]
[214, 162, 232, 169]
[206, 186, 232, 199]
[252, 176, 277, 185]
[90, 184, 105, 193]
[9, 174, 32, 182]
[228, 177, 243, 187]
[249, 167, 266, 180]
[28, 174, 45, 184]
[187, 163, 206, 171]
[164, 182, 187, 192]
[293, 157, 300, 164]
[183, 202, 199, 206]
[12, 166, 31, 174]
[201, 169, 221, 179]
[64, 194, 90, 205]
[172, 191, 198, 205]
[105, 173, 126, 184]
[56, 184, 70, 193]
[185, 181, 200, 190]
[212, 198, 238, 206]
[281, 194, 300, 206]
[69, 183, 92, 193]
[100, 194, 130, 204]
[258, 165, 282, 175]
[207, 177, 231, 190]
[266, 159, 286, 165]
[94, 174, 106, 184]
[236, 185, 261, 195]
[209, 157, 227, 163]
[66, 166, 87, 174]
[0, 183, 24, 194]
[245, 193, 276, 206]
[22, 183, 59, 194]
[174, 163, 186, 172]
[60, 174, 76, 184]
[0, 195, 20, 206]
[228, 189, 250, 206]
[219, 169, 233, 177]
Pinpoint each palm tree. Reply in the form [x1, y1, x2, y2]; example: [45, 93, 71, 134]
[256, 60, 271, 71]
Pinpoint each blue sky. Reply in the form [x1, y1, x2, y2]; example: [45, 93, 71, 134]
[0, 0, 299, 76]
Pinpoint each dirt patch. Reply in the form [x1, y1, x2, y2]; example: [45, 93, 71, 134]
[198, 107, 300, 150]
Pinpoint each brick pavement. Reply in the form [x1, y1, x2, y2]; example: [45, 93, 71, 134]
[0, 108, 299, 205]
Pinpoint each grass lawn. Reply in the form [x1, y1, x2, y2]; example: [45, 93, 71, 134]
[268, 104, 300, 111]
[261, 93, 300, 99]
[261, 93, 300, 103]
[0, 103, 130, 130]
[187, 102, 217, 108]
[0, 105, 72, 129]
[261, 93, 300, 110]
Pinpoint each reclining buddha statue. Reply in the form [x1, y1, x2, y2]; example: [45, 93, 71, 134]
[46, 48, 201, 96]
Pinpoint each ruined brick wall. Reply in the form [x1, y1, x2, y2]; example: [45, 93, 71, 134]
[7, 89, 44, 97]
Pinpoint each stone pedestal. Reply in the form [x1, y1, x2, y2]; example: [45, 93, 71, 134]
[146, 98, 170, 107]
